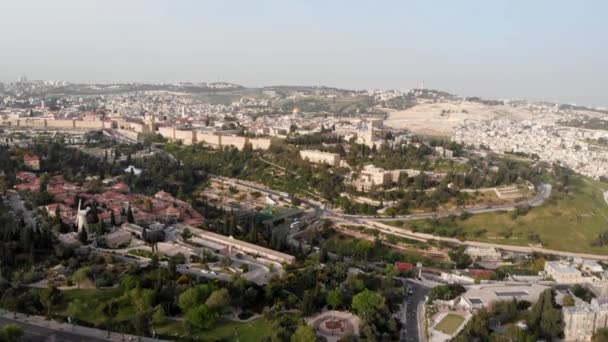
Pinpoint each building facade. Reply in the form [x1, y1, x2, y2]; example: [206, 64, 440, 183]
[563, 298, 608, 341]
[299, 150, 341, 167]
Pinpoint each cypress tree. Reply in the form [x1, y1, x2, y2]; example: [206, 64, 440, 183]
[78, 227, 88, 244]
[127, 205, 134, 223]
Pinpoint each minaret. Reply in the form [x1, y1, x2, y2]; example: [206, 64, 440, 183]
[75, 199, 89, 232]
[181, 106, 186, 118]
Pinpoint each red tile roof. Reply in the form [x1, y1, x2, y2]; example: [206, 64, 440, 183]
[469, 269, 493, 279]
[24, 154, 39, 162]
[395, 262, 414, 271]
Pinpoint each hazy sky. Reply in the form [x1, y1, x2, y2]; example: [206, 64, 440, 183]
[1, 0, 607, 106]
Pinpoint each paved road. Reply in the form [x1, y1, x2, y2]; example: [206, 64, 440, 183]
[213, 175, 553, 227]
[0, 316, 104, 342]
[196, 176, 608, 260]
[400, 280, 429, 342]
[338, 183, 552, 222]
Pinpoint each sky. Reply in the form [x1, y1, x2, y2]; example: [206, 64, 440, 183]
[1, 0, 607, 106]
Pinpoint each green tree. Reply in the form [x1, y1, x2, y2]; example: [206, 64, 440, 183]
[291, 325, 316, 342]
[0, 324, 23, 342]
[67, 298, 86, 319]
[40, 285, 61, 317]
[182, 227, 192, 241]
[1, 289, 19, 318]
[326, 289, 342, 309]
[184, 304, 217, 331]
[152, 305, 166, 326]
[448, 247, 473, 269]
[351, 290, 385, 320]
[127, 205, 135, 223]
[540, 306, 563, 339]
[593, 328, 608, 342]
[205, 288, 231, 311]
[563, 295, 575, 306]
[129, 287, 154, 315]
[179, 285, 213, 312]
[72, 267, 90, 289]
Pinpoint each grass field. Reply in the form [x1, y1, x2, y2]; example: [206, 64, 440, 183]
[157, 318, 275, 342]
[54, 288, 129, 327]
[401, 176, 608, 254]
[434, 313, 465, 335]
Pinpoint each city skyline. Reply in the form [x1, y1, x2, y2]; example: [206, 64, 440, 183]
[1, 0, 607, 107]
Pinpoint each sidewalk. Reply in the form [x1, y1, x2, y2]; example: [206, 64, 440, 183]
[0, 309, 167, 342]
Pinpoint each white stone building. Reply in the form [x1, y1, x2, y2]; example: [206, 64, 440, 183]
[563, 298, 608, 341]
[299, 150, 341, 167]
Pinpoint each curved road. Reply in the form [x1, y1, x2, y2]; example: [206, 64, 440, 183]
[337, 183, 552, 222]
[207, 178, 608, 260]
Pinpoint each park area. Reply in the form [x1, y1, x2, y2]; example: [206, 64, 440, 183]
[398, 176, 608, 254]
[156, 318, 274, 341]
[434, 313, 465, 335]
[53, 288, 278, 341]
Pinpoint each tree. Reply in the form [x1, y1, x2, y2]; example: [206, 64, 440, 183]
[67, 298, 86, 319]
[72, 267, 90, 289]
[448, 248, 472, 269]
[89, 202, 99, 223]
[593, 328, 608, 342]
[301, 289, 318, 315]
[529, 289, 563, 338]
[127, 205, 135, 223]
[291, 325, 316, 342]
[0, 324, 23, 342]
[179, 285, 213, 312]
[563, 295, 575, 307]
[220, 256, 233, 268]
[494, 299, 518, 324]
[78, 227, 88, 244]
[152, 305, 166, 326]
[205, 288, 231, 311]
[354, 240, 373, 263]
[540, 307, 563, 339]
[184, 304, 217, 331]
[319, 247, 329, 263]
[351, 290, 385, 320]
[110, 210, 116, 226]
[326, 289, 342, 309]
[182, 227, 192, 241]
[40, 285, 61, 317]
[1, 289, 19, 318]
[453, 308, 490, 342]
[149, 254, 159, 268]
